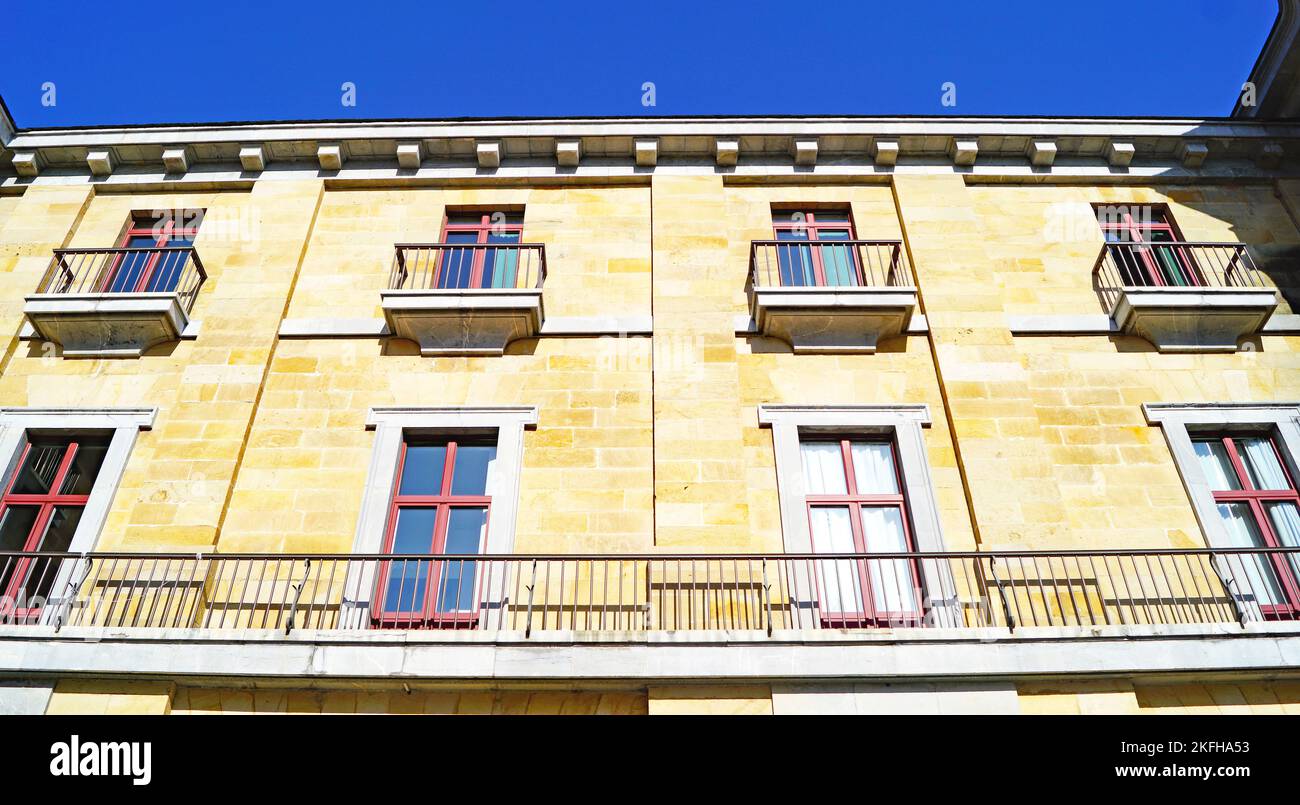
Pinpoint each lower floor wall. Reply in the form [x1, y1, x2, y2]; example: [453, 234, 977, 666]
[17, 677, 1300, 715]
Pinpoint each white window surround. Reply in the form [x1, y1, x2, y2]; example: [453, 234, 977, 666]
[1145, 402, 1300, 620]
[343, 406, 537, 626]
[756, 404, 959, 625]
[1145, 402, 1300, 548]
[0, 407, 156, 625]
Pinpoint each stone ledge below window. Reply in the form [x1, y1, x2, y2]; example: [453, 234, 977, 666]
[1111, 286, 1278, 352]
[380, 288, 544, 356]
[23, 293, 192, 358]
[749, 286, 918, 353]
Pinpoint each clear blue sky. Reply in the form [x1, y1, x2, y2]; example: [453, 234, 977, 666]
[0, 0, 1279, 127]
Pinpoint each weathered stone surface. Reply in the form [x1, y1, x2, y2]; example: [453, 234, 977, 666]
[750, 286, 918, 353]
[381, 288, 544, 355]
[24, 293, 189, 357]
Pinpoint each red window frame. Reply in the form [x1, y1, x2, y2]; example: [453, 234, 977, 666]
[372, 438, 492, 628]
[0, 438, 99, 622]
[102, 211, 203, 293]
[1094, 204, 1203, 287]
[434, 211, 524, 289]
[1198, 433, 1300, 618]
[771, 208, 859, 286]
[803, 437, 922, 627]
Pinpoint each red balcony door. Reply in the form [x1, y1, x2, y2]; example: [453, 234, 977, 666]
[1095, 205, 1202, 287]
[771, 209, 860, 287]
[102, 212, 202, 294]
[0, 437, 109, 622]
[801, 438, 923, 626]
[436, 212, 524, 289]
[373, 438, 495, 627]
[1194, 434, 1300, 617]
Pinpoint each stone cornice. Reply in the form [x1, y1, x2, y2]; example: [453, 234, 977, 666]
[5, 113, 1300, 182]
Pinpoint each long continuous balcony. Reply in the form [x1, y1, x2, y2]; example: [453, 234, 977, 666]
[5, 546, 1299, 635]
[25, 246, 207, 357]
[382, 242, 547, 355]
[1093, 241, 1278, 351]
[748, 239, 918, 352]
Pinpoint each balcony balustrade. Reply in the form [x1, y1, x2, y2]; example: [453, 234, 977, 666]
[748, 239, 918, 352]
[382, 242, 546, 355]
[25, 246, 207, 357]
[1093, 241, 1278, 351]
[5, 546, 1297, 636]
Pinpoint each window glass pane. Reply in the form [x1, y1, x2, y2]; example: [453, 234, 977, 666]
[445, 214, 485, 227]
[850, 442, 899, 494]
[815, 229, 851, 241]
[1192, 440, 1241, 491]
[809, 506, 863, 615]
[450, 446, 496, 496]
[59, 441, 110, 496]
[398, 445, 446, 496]
[437, 239, 476, 289]
[818, 242, 858, 286]
[436, 508, 487, 612]
[143, 247, 190, 293]
[0, 505, 40, 598]
[383, 508, 438, 615]
[1265, 501, 1300, 589]
[801, 442, 847, 494]
[810, 211, 849, 223]
[860, 506, 918, 614]
[23, 506, 81, 603]
[1216, 501, 1286, 607]
[1238, 437, 1291, 491]
[0, 505, 38, 551]
[11, 442, 68, 495]
[775, 241, 814, 286]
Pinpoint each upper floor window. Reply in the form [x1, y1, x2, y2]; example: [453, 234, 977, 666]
[0, 435, 109, 619]
[376, 435, 497, 626]
[771, 208, 858, 287]
[1193, 433, 1300, 616]
[105, 210, 204, 294]
[800, 437, 920, 626]
[1094, 204, 1201, 287]
[435, 211, 524, 289]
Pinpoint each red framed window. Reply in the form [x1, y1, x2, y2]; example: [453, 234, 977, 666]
[801, 437, 922, 626]
[771, 208, 860, 287]
[1193, 433, 1300, 616]
[102, 211, 203, 294]
[435, 211, 524, 289]
[1095, 204, 1202, 287]
[0, 436, 110, 621]
[374, 436, 496, 627]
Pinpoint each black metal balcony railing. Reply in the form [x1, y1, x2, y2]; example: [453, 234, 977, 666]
[35, 247, 207, 314]
[3, 546, 1298, 634]
[390, 243, 546, 291]
[750, 239, 911, 289]
[1093, 241, 1269, 312]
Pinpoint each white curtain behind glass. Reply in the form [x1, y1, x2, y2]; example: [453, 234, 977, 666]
[1216, 501, 1285, 606]
[1240, 438, 1290, 490]
[808, 506, 863, 613]
[1266, 501, 1300, 586]
[860, 506, 918, 613]
[800, 442, 846, 494]
[850, 443, 898, 494]
[1193, 440, 1238, 490]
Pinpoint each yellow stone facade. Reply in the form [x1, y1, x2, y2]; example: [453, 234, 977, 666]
[4, 159, 1300, 715]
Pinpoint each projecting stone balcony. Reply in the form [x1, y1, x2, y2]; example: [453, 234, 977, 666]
[24, 247, 206, 358]
[1094, 241, 1278, 352]
[381, 242, 546, 356]
[748, 239, 917, 353]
